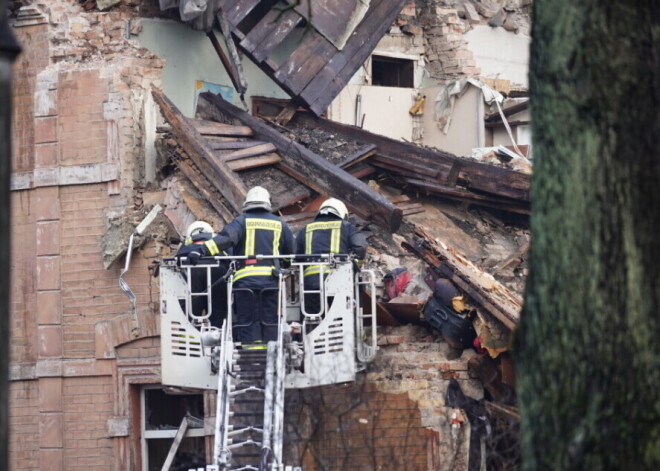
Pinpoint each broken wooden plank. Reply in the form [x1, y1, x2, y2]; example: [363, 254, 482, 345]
[491, 237, 530, 274]
[192, 119, 254, 137]
[389, 194, 411, 204]
[176, 157, 236, 223]
[274, 29, 336, 96]
[243, 4, 303, 62]
[339, 144, 378, 169]
[404, 178, 531, 215]
[349, 164, 377, 179]
[397, 202, 425, 216]
[207, 139, 268, 150]
[293, 112, 531, 202]
[273, 101, 299, 126]
[226, 153, 281, 171]
[152, 88, 248, 214]
[300, 0, 408, 114]
[217, 8, 248, 95]
[224, 143, 277, 162]
[373, 154, 442, 179]
[200, 93, 403, 232]
[402, 224, 521, 330]
[207, 30, 245, 95]
[224, 0, 261, 27]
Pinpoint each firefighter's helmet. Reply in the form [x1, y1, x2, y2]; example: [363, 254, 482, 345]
[243, 186, 272, 212]
[186, 220, 213, 239]
[319, 198, 348, 219]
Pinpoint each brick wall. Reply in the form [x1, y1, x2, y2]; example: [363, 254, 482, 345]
[8, 380, 40, 471]
[287, 383, 437, 471]
[9, 3, 164, 471]
[12, 18, 49, 172]
[62, 376, 115, 471]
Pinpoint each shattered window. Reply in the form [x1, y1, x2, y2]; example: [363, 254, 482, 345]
[371, 55, 415, 88]
[142, 387, 206, 471]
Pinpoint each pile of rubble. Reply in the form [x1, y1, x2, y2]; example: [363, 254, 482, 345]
[140, 90, 528, 468]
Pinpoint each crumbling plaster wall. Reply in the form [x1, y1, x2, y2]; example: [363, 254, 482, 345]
[137, 18, 291, 118]
[327, 0, 531, 143]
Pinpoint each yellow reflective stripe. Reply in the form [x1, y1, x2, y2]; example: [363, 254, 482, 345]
[305, 229, 313, 254]
[204, 240, 220, 255]
[306, 221, 343, 231]
[233, 265, 275, 282]
[273, 229, 281, 256]
[330, 226, 340, 253]
[305, 221, 342, 254]
[244, 218, 282, 256]
[303, 265, 333, 277]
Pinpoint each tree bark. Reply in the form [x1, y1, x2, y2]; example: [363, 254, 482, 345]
[516, 1, 660, 469]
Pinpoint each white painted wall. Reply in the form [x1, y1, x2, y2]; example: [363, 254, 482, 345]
[327, 84, 418, 141]
[137, 19, 290, 117]
[420, 86, 483, 157]
[465, 25, 530, 88]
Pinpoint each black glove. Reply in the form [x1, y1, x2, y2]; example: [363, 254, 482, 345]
[187, 250, 201, 266]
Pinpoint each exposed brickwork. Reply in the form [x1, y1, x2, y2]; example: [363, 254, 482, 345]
[6, 0, 512, 469]
[11, 22, 50, 172]
[58, 70, 109, 166]
[9, 380, 40, 471]
[287, 383, 438, 470]
[11, 191, 38, 364]
[62, 376, 115, 471]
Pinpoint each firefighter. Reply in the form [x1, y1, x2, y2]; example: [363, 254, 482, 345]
[177, 221, 228, 327]
[295, 198, 367, 315]
[187, 186, 294, 345]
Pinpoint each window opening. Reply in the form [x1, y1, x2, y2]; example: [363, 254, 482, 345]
[141, 387, 206, 471]
[371, 55, 415, 88]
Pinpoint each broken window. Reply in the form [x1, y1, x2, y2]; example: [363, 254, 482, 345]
[371, 55, 415, 88]
[141, 387, 206, 471]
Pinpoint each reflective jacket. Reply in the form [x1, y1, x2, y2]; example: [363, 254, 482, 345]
[295, 214, 367, 278]
[204, 209, 294, 282]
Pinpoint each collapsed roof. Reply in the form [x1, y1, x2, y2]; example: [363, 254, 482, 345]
[158, 0, 408, 115]
[151, 89, 529, 347]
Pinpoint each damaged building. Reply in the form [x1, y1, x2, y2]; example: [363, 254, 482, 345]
[8, 0, 532, 470]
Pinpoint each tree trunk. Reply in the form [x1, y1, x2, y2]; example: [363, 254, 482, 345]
[516, 1, 660, 469]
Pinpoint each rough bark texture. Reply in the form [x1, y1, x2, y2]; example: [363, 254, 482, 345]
[516, 1, 660, 470]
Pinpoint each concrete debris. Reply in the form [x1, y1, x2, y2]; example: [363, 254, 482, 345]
[96, 0, 121, 11]
[488, 9, 506, 27]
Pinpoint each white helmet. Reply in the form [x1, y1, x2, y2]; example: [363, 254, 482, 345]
[319, 198, 348, 219]
[243, 186, 271, 211]
[186, 220, 213, 239]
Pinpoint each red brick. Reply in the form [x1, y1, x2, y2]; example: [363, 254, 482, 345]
[33, 186, 60, 221]
[38, 325, 62, 358]
[36, 220, 60, 256]
[39, 377, 63, 412]
[34, 116, 58, 144]
[40, 449, 63, 471]
[35, 142, 59, 167]
[37, 290, 61, 325]
[37, 256, 61, 291]
[39, 413, 63, 448]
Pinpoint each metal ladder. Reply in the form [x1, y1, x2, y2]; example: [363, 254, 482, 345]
[211, 273, 287, 471]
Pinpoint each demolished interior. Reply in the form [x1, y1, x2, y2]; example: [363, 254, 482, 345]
[8, 0, 534, 470]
